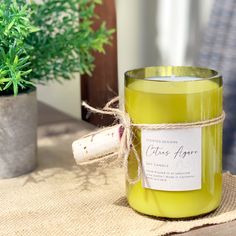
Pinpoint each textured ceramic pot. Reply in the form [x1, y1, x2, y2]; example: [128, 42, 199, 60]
[0, 89, 37, 178]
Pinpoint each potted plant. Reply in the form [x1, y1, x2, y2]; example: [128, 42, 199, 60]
[0, 0, 113, 178]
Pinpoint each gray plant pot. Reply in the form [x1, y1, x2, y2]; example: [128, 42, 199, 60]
[0, 89, 37, 178]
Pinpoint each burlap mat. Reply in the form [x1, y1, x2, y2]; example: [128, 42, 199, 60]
[0, 129, 236, 236]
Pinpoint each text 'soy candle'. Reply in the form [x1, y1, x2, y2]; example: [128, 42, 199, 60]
[125, 66, 223, 218]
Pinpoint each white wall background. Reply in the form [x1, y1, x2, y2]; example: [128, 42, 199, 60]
[37, 75, 81, 119]
[38, 0, 214, 119]
[116, 0, 214, 98]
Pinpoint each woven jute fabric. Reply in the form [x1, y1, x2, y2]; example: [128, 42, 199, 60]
[0, 130, 236, 236]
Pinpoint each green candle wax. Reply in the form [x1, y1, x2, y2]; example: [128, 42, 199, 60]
[125, 66, 223, 218]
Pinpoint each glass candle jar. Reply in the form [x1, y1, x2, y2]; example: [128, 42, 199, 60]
[125, 66, 223, 218]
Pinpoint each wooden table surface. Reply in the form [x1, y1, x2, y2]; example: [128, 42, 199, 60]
[176, 220, 236, 236]
[38, 102, 236, 236]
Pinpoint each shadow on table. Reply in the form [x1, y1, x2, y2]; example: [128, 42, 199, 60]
[23, 164, 109, 192]
[113, 196, 129, 208]
[21, 144, 113, 191]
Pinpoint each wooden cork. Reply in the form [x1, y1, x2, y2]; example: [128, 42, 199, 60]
[72, 125, 123, 164]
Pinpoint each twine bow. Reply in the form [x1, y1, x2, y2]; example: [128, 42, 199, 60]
[82, 97, 141, 184]
[82, 97, 226, 185]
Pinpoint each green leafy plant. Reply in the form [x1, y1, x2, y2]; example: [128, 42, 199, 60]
[0, 0, 114, 96]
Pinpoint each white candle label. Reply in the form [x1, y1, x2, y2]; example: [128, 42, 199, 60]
[141, 128, 202, 191]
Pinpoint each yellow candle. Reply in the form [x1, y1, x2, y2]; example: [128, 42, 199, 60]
[125, 66, 223, 218]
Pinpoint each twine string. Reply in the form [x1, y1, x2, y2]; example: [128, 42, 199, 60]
[82, 97, 141, 184]
[82, 97, 225, 185]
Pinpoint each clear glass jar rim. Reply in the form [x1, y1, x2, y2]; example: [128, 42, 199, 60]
[125, 66, 222, 82]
